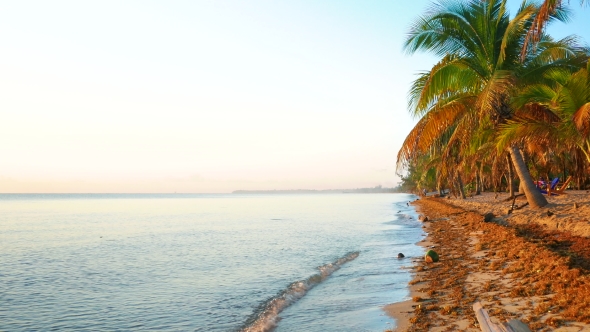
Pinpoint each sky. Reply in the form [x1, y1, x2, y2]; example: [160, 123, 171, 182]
[1, 1, 589, 193]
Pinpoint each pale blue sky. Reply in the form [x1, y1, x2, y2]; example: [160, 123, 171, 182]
[1, 1, 589, 193]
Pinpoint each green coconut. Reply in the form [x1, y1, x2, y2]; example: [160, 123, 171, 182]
[424, 250, 439, 263]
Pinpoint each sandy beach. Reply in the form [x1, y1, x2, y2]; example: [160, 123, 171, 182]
[385, 192, 590, 331]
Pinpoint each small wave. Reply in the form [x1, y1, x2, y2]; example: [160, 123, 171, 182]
[240, 251, 360, 332]
[394, 213, 414, 220]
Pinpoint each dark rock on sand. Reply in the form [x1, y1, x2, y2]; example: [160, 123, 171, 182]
[483, 212, 495, 222]
[398, 253, 405, 258]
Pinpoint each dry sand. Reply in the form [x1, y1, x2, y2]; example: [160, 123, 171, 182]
[384, 194, 590, 331]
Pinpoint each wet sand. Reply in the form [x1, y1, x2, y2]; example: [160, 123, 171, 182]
[384, 195, 590, 331]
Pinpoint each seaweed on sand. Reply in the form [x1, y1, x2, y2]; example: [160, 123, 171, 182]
[400, 198, 590, 332]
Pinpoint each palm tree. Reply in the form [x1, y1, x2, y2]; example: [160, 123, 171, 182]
[398, 0, 582, 207]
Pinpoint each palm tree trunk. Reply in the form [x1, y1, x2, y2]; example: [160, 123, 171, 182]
[562, 155, 566, 183]
[436, 170, 443, 196]
[475, 163, 482, 195]
[456, 172, 466, 199]
[509, 145, 548, 208]
[519, 150, 529, 194]
[507, 155, 515, 198]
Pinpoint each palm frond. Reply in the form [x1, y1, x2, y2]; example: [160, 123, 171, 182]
[499, 3, 536, 66]
[476, 69, 514, 118]
[496, 118, 559, 152]
[573, 103, 590, 136]
[523, 0, 572, 57]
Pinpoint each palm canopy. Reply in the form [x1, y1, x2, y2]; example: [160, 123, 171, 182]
[498, 61, 590, 161]
[397, 0, 584, 207]
[399, 0, 565, 167]
[404, 0, 571, 116]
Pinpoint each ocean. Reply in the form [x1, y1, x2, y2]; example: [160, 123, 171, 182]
[0, 193, 423, 331]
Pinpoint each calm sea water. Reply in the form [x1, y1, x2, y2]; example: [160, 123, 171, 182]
[0, 193, 423, 331]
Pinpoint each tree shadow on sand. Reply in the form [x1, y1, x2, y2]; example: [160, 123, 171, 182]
[515, 224, 590, 273]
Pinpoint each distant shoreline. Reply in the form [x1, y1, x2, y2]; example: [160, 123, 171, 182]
[232, 187, 398, 194]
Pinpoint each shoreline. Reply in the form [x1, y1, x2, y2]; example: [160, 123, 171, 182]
[383, 197, 432, 331]
[384, 195, 590, 331]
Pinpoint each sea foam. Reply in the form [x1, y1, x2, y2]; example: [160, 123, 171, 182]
[241, 251, 360, 332]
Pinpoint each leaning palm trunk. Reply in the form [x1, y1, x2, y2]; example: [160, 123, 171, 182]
[519, 152, 528, 194]
[508, 146, 548, 208]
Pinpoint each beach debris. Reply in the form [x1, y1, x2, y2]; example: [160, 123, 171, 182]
[424, 250, 439, 263]
[547, 211, 554, 217]
[574, 202, 578, 209]
[473, 302, 531, 332]
[503, 194, 524, 202]
[483, 213, 494, 222]
[397, 253, 405, 258]
[507, 209, 513, 214]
